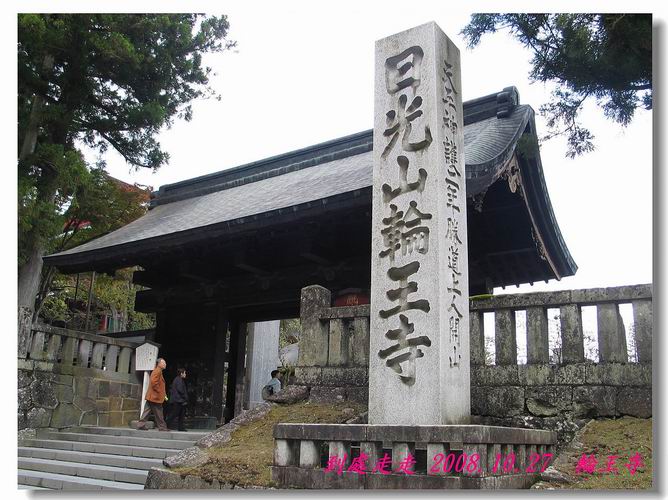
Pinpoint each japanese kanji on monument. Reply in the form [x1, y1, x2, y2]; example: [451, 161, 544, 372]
[369, 22, 470, 425]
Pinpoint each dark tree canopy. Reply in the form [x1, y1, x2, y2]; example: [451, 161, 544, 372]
[462, 14, 652, 157]
[18, 14, 235, 171]
[18, 14, 235, 311]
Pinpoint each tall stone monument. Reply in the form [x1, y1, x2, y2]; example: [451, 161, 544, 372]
[271, 22, 557, 488]
[369, 22, 470, 425]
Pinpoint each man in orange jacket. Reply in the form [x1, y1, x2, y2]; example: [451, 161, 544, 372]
[136, 357, 169, 431]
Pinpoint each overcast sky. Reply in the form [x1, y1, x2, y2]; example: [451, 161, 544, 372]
[7, 2, 659, 298]
[86, 3, 655, 295]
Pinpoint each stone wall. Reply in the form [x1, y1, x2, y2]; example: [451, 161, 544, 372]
[18, 321, 143, 431]
[469, 362, 651, 444]
[294, 284, 653, 437]
[471, 362, 651, 420]
[294, 286, 369, 404]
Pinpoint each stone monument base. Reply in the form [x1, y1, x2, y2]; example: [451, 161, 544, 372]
[271, 423, 556, 489]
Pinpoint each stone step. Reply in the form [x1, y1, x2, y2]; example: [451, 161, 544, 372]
[70, 425, 208, 440]
[37, 430, 194, 450]
[19, 438, 181, 459]
[18, 469, 145, 490]
[18, 446, 162, 470]
[17, 485, 49, 490]
[19, 457, 148, 484]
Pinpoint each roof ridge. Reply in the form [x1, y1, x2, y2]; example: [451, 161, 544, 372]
[151, 86, 520, 208]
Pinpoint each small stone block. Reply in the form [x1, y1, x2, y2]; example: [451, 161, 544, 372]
[463, 443, 487, 477]
[299, 440, 320, 468]
[514, 444, 527, 474]
[427, 443, 448, 476]
[391, 442, 416, 473]
[360, 441, 382, 469]
[328, 441, 351, 468]
[488, 444, 502, 476]
[526, 445, 539, 474]
[275, 439, 297, 467]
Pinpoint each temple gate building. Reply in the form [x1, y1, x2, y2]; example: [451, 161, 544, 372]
[44, 87, 577, 424]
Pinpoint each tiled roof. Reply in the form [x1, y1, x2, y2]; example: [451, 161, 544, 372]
[45, 88, 552, 267]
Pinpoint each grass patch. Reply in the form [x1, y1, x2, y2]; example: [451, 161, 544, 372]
[557, 417, 652, 490]
[175, 401, 366, 488]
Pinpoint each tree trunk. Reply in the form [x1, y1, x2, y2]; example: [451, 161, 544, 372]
[18, 175, 58, 312]
[32, 263, 57, 322]
[18, 242, 46, 311]
[17, 54, 55, 314]
[84, 271, 96, 331]
[19, 55, 54, 162]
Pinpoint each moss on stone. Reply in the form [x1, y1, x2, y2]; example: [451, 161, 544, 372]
[174, 401, 366, 487]
[553, 416, 652, 490]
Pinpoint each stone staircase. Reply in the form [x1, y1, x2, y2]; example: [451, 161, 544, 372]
[18, 426, 208, 490]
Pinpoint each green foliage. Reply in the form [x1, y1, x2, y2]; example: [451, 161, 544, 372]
[279, 318, 301, 349]
[18, 143, 88, 266]
[40, 292, 71, 324]
[38, 267, 155, 331]
[93, 269, 156, 331]
[18, 14, 234, 169]
[461, 14, 651, 158]
[127, 309, 156, 331]
[93, 271, 132, 314]
[18, 14, 235, 307]
[58, 167, 151, 252]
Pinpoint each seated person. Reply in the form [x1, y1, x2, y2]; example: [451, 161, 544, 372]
[261, 369, 282, 400]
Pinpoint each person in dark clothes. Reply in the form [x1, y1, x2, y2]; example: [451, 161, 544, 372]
[166, 368, 188, 431]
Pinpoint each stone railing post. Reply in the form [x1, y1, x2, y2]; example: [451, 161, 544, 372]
[328, 441, 351, 468]
[45, 333, 62, 362]
[105, 345, 120, 372]
[30, 329, 46, 361]
[61, 337, 77, 366]
[632, 299, 652, 363]
[361, 441, 382, 468]
[298, 285, 331, 368]
[351, 317, 370, 366]
[327, 319, 348, 366]
[91, 342, 106, 369]
[426, 443, 449, 476]
[495, 309, 516, 365]
[299, 440, 320, 468]
[118, 347, 134, 374]
[559, 304, 585, 364]
[526, 307, 549, 364]
[469, 311, 485, 366]
[463, 443, 488, 477]
[597, 303, 628, 362]
[78, 339, 92, 368]
[275, 439, 298, 467]
[392, 442, 415, 473]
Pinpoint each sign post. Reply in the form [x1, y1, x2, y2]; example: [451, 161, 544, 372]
[135, 341, 160, 418]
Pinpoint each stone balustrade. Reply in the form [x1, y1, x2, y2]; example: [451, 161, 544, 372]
[20, 323, 139, 376]
[271, 423, 556, 489]
[18, 317, 148, 431]
[294, 284, 653, 422]
[469, 284, 652, 366]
